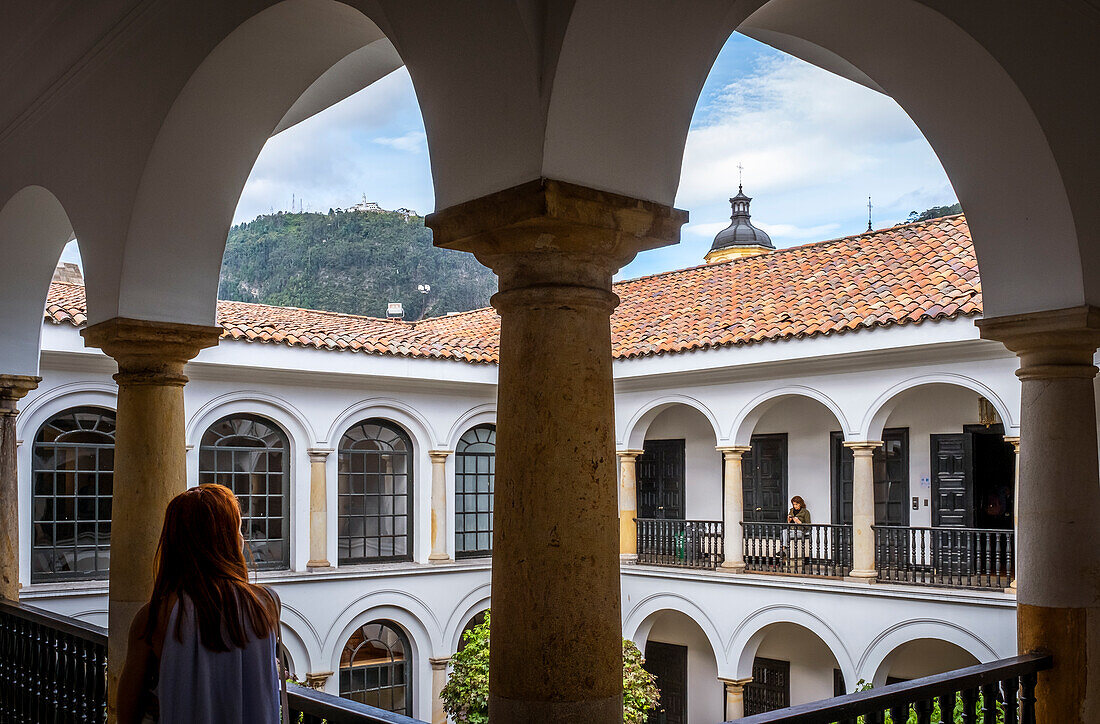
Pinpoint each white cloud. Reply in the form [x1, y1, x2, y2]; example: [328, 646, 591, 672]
[373, 131, 427, 153]
[756, 221, 842, 240]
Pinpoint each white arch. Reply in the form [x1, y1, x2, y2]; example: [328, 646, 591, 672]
[859, 374, 1016, 441]
[444, 583, 492, 654]
[186, 390, 317, 447]
[619, 395, 723, 450]
[727, 604, 857, 685]
[0, 185, 77, 375]
[326, 397, 439, 452]
[445, 404, 497, 451]
[277, 620, 312, 680]
[857, 619, 1001, 687]
[622, 592, 727, 674]
[729, 386, 851, 446]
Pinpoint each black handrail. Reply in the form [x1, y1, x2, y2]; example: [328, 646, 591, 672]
[874, 525, 1014, 589]
[731, 653, 1051, 723]
[287, 683, 427, 723]
[741, 522, 852, 578]
[0, 598, 108, 723]
[635, 518, 724, 569]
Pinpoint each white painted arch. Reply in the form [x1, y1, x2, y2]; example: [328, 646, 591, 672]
[860, 374, 1017, 441]
[729, 386, 852, 446]
[858, 619, 1001, 687]
[727, 604, 857, 686]
[620, 395, 724, 450]
[443, 583, 491, 655]
[622, 592, 728, 675]
[445, 403, 497, 452]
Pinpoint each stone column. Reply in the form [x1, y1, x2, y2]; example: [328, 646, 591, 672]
[428, 450, 453, 562]
[978, 307, 1100, 724]
[1004, 435, 1020, 593]
[81, 318, 220, 722]
[843, 441, 882, 581]
[427, 179, 686, 723]
[307, 448, 333, 569]
[304, 671, 332, 690]
[720, 677, 752, 720]
[717, 446, 751, 572]
[617, 450, 644, 558]
[0, 375, 40, 601]
[430, 656, 451, 724]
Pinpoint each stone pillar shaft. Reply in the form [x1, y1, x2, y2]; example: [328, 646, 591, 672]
[978, 306, 1100, 724]
[82, 318, 220, 723]
[720, 677, 752, 720]
[0, 376, 40, 600]
[428, 450, 452, 561]
[717, 446, 751, 572]
[1004, 436, 1020, 593]
[427, 179, 686, 723]
[617, 450, 644, 556]
[430, 657, 450, 724]
[844, 441, 882, 580]
[307, 448, 333, 569]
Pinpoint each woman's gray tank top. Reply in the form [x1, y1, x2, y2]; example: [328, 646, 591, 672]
[156, 594, 280, 724]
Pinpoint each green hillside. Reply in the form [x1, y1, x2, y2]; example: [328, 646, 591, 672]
[218, 209, 496, 320]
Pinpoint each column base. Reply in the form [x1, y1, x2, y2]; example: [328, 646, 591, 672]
[619, 553, 638, 564]
[428, 553, 453, 562]
[719, 560, 746, 573]
[490, 693, 621, 723]
[306, 560, 333, 569]
[1006, 581, 1017, 594]
[845, 570, 877, 583]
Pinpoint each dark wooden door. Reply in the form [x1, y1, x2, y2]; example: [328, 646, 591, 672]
[831, 429, 909, 525]
[931, 434, 973, 527]
[637, 439, 686, 520]
[744, 657, 790, 716]
[743, 434, 787, 523]
[645, 641, 687, 724]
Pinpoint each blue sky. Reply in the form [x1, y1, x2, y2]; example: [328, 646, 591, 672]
[63, 34, 956, 278]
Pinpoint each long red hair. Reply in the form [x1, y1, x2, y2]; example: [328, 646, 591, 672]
[145, 484, 278, 651]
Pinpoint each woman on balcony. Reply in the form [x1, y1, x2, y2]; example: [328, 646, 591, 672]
[116, 484, 282, 723]
[781, 496, 811, 550]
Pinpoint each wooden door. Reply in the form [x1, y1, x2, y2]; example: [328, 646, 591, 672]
[743, 434, 787, 523]
[637, 439, 686, 520]
[931, 434, 973, 527]
[744, 657, 790, 716]
[645, 641, 687, 724]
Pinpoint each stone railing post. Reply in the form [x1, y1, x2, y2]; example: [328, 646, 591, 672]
[428, 450, 453, 562]
[843, 440, 882, 581]
[307, 448, 333, 569]
[717, 446, 752, 572]
[0, 375, 40, 600]
[617, 450, 644, 558]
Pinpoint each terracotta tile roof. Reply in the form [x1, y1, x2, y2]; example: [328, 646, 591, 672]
[43, 215, 980, 364]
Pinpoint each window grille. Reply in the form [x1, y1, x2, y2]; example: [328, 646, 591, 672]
[199, 414, 290, 569]
[339, 621, 412, 714]
[455, 424, 495, 558]
[338, 419, 412, 563]
[31, 407, 116, 582]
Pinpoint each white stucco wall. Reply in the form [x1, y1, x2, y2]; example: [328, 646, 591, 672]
[754, 622, 840, 705]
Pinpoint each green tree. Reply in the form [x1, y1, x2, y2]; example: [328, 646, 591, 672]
[905, 203, 963, 224]
[854, 680, 1004, 723]
[440, 612, 660, 724]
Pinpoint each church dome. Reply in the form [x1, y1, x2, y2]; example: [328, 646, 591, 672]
[709, 186, 773, 254]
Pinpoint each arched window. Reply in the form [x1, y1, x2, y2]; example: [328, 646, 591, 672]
[339, 621, 412, 714]
[199, 414, 290, 569]
[455, 424, 495, 558]
[338, 419, 412, 563]
[32, 407, 116, 581]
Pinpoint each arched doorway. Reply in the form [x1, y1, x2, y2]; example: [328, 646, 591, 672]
[872, 638, 980, 688]
[639, 610, 722, 724]
[339, 620, 413, 715]
[741, 622, 844, 714]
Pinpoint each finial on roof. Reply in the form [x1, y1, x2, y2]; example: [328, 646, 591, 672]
[737, 161, 744, 193]
[867, 196, 873, 233]
[704, 182, 774, 264]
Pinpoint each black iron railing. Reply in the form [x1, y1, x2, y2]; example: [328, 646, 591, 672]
[875, 526, 1014, 589]
[0, 598, 107, 723]
[742, 522, 853, 578]
[732, 653, 1051, 723]
[287, 683, 426, 723]
[635, 518, 724, 569]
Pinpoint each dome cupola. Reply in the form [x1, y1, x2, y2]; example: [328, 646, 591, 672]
[704, 185, 775, 264]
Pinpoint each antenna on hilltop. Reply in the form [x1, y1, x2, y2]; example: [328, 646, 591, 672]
[867, 196, 873, 233]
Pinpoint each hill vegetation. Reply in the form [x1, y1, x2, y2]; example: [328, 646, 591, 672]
[906, 203, 962, 223]
[218, 209, 496, 320]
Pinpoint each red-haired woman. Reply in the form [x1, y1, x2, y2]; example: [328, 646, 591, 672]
[117, 484, 282, 723]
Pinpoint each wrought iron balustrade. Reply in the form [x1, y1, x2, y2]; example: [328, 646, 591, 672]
[742, 522, 853, 578]
[287, 683, 426, 723]
[0, 598, 107, 723]
[635, 518, 724, 569]
[874, 526, 1014, 589]
[731, 653, 1050, 723]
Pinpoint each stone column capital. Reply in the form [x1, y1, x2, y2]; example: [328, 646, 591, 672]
[843, 440, 883, 455]
[718, 676, 753, 689]
[977, 305, 1100, 379]
[0, 375, 40, 415]
[429, 657, 452, 670]
[1004, 436, 1021, 452]
[617, 449, 645, 459]
[307, 447, 334, 462]
[426, 178, 688, 292]
[82, 317, 221, 386]
[304, 671, 333, 689]
[716, 445, 752, 459]
[428, 449, 453, 462]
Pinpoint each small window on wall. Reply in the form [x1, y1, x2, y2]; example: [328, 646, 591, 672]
[199, 414, 290, 569]
[338, 419, 413, 563]
[455, 425, 495, 558]
[340, 621, 412, 715]
[32, 407, 116, 582]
